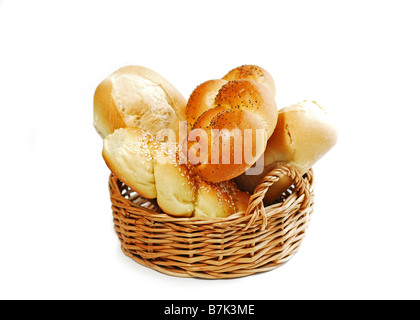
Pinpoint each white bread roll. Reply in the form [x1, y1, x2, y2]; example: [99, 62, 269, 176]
[94, 65, 187, 139]
[234, 100, 338, 204]
[184, 65, 278, 183]
[102, 127, 251, 218]
[103, 126, 157, 199]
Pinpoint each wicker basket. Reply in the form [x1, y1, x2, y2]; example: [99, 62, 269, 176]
[109, 164, 315, 279]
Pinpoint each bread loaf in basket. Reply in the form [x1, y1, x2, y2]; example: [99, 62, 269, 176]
[94, 64, 337, 278]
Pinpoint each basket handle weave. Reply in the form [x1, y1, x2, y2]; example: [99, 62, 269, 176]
[243, 164, 311, 231]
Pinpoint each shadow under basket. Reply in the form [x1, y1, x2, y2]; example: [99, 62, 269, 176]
[109, 165, 315, 279]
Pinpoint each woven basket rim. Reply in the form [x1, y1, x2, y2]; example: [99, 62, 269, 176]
[110, 164, 313, 226]
[109, 164, 315, 279]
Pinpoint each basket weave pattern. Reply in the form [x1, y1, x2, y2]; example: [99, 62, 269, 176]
[109, 165, 315, 279]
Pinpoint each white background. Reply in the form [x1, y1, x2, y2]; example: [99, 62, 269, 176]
[1, 0, 419, 300]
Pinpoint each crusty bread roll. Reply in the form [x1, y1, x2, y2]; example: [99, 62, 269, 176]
[184, 65, 278, 183]
[102, 127, 251, 218]
[94, 65, 187, 139]
[234, 100, 338, 204]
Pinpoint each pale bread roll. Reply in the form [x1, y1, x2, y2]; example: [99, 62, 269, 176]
[94, 65, 187, 139]
[102, 127, 157, 199]
[234, 100, 338, 204]
[153, 142, 197, 217]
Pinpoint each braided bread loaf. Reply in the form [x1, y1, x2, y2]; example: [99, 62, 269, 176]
[184, 65, 278, 183]
[102, 127, 251, 218]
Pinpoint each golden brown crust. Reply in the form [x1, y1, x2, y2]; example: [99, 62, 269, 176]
[184, 66, 278, 183]
[223, 64, 276, 95]
[185, 79, 228, 129]
[190, 106, 267, 183]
